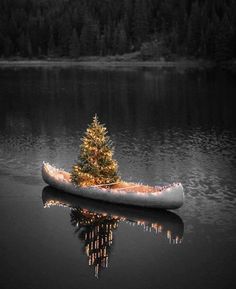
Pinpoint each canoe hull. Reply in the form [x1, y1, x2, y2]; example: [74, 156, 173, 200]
[42, 162, 184, 209]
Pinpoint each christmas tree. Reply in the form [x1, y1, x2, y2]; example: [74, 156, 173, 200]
[71, 115, 121, 187]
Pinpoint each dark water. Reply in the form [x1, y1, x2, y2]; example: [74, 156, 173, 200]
[0, 66, 235, 289]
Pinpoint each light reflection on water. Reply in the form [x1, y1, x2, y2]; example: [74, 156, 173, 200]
[42, 187, 184, 278]
[0, 67, 235, 288]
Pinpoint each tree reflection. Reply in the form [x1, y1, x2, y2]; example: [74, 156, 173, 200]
[70, 208, 119, 278]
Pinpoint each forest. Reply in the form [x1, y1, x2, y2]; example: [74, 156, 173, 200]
[0, 0, 235, 61]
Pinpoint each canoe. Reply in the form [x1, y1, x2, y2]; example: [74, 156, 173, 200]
[42, 162, 184, 209]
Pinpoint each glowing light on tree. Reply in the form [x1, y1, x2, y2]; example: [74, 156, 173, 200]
[71, 115, 121, 187]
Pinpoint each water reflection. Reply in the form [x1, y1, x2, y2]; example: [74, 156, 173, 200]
[42, 186, 184, 278]
[0, 68, 235, 136]
[71, 209, 119, 278]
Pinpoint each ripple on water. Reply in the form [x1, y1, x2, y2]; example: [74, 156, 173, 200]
[0, 126, 235, 228]
[12, 175, 42, 186]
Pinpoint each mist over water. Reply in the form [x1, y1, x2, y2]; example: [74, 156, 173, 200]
[0, 66, 235, 289]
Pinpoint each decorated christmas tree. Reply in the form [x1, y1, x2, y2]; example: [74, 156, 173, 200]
[71, 115, 121, 187]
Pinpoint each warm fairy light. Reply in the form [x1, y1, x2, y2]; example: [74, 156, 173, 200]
[127, 220, 183, 244]
[44, 200, 68, 208]
[167, 230, 172, 243]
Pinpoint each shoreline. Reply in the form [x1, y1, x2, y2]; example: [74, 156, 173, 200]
[0, 58, 214, 69]
[0, 58, 235, 72]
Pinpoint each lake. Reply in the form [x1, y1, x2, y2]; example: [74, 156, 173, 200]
[0, 65, 235, 289]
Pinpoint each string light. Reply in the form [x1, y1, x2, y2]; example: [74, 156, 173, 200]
[71, 115, 121, 187]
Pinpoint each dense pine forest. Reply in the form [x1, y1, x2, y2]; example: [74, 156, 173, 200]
[0, 0, 235, 61]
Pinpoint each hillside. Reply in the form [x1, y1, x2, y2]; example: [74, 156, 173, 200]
[0, 0, 235, 61]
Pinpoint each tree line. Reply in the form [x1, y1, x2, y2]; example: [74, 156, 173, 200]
[0, 0, 235, 61]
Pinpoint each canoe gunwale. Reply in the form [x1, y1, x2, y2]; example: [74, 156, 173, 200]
[42, 162, 184, 209]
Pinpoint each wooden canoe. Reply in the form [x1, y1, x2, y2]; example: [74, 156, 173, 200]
[42, 162, 184, 209]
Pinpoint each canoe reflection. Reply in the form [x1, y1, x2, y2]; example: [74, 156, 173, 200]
[42, 186, 184, 278]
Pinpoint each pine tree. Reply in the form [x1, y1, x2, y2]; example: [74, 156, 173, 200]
[176, 0, 188, 54]
[58, 12, 72, 56]
[0, 33, 4, 56]
[104, 25, 112, 55]
[48, 31, 55, 56]
[99, 34, 106, 56]
[112, 26, 119, 54]
[80, 18, 99, 56]
[0, 0, 234, 60]
[187, 1, 202, 56]
[69, 28, 80, 58]
[117, 22, 128, 55]
[18, 32, 26, 56]
[3, 37, 14, 57]
[203, 10, 220, 59]
[215, 14, 234, 62]
[159, 0, 173, 33]
[133, 0, 149, 47]
[27, 36, 32, 58]
[71, 115, 120, 187]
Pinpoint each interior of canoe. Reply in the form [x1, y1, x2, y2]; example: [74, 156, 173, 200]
[56, 170, 161, 193]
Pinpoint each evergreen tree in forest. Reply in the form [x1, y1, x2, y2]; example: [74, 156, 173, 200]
[99, 34, 106, 56]
[117, 22, 128, 54]
[204, 20, 217, 58]
[16, 32, 31, 57]
[27, 36, 32, 58]
[123, 0, 133, 43]
[112, 26, 119, 55]
[58, 12, 73, 56]
[103, 25, 113, 55]
[80, 18, 99, 56]
[69, 28, 80, 58]
[176, 1, 188, 54]
[169, 27, 178, 54]
[3, 37, 14, 57]
[159, 0, 174, 33]
[28, 16, 40, 56]
[215, 14, 234, 62]
[0, 0, 235, 60]
[48, 30, 56, 56]
[0, 33, 4, 56]
[187, 1, 202, 56]
[18, 32, 26, 56]
[38, 18, 50, 55]
[71, 115, 121, 187]
[112, 22, 127, 55]
[8, 14, 18, 45]
[133, 0, 149, 47]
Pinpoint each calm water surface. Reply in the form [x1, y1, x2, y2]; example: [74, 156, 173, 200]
[0, 66, 235, 289]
